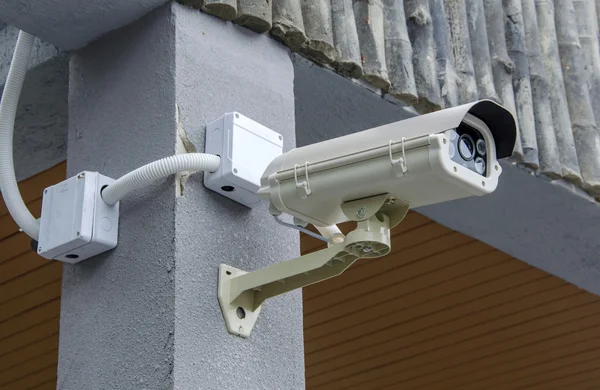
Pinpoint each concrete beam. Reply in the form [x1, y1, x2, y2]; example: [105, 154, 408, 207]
[59, 4, 303, 389]
[0, 25, 68, 181]
[294, 55, 600, 295]
[0, 0, 167, 50]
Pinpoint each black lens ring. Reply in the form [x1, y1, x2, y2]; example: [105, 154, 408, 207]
[476, 138, 487, 156]
[458, 134, 476, 161]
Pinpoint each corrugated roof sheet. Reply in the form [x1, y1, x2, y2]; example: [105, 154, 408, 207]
[178, 0, 600, 199]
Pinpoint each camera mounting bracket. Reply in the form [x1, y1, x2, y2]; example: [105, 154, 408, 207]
[217, 193, 409, 337]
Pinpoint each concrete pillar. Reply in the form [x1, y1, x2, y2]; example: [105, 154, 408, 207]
[59, 3, 303, 389]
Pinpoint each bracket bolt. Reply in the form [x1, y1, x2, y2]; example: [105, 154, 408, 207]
[77, 173, 85, 179]
[386, 197, 396, 205]
[356, 207, 366, 219]
[362, 246, 372, 253]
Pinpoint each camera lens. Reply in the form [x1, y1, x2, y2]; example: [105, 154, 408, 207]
[476, 139, 486, 156]
[458, 134, 475, 161]
[474, 156, 486, 175]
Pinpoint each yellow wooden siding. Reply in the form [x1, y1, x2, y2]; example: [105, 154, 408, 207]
[0, 163, 64, 389]
[302, 214, 600, 389]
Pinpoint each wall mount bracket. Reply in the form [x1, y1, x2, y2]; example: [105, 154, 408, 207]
[218, 194, 409, 337]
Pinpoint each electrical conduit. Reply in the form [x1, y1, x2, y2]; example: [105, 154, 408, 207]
[101, 153, 221, 205]
[0, 31, 39, 240]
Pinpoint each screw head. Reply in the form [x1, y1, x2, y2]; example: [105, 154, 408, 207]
[362, 246, 372, 253]
[356, 207, 366, 219]
[238, 325, 244, 332]
[386, 197, 396, 205]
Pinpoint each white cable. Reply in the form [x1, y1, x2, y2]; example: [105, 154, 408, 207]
[0, 31, 39, 240]
[101, 153, 221, 205]
[273, 215, 331, 243]
[315, 225, 345, 244]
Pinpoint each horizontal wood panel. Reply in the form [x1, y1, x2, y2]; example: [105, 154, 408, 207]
[0, 298, 61, 340]
[0, 365, 57, 390]
[0, 317, 59, 357]
[0, 164, 65, 389]
[0, 198, 42, 240]
[0, 252, 54, 285]
[29, 380, 58, 390]
[0, 281, 62, 322]
[0, 162, 65, 218]
[0, 349, 58, 386]
[0, 336, 59, 371]
[390, 325, 600, 389]
[304, 241, 498, 323]
[446, 337, 600, 389]
[303, 215, 600, 389]
[306, 279, 572, 378]
[0, 261, 61, 304]
[303, 226, 466, 301]
[0, 233, 35, 264]
[309, 293, 598, 388]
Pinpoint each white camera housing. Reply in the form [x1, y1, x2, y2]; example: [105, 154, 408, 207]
[257, 100, 516, 227]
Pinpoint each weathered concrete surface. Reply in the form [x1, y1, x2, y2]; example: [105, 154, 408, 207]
[272, 0, 307, 49]
[405, 0, 442, 111]
[384, 0, 418, 103]
[0, 0, 167, 50]
[59, 4, 304, 389]
[555, 0, 600, 196]
[574, 0, 600, 126]
[535, 0, 582, 184]
[235, 0, 272, 32]
[466, 0, 498, 102]
[300, 0, 336, 63]
[0, 25, 68, 181]
[354, 0, 390, 89]
[201, 0, 238, 21]
[444, 0, 478, 104]
[294, 55, 600, 297]
[483, 0, 518, 155]
[331, 0, 363, 77]
[430, 0, 459, 107]
[503, 0, 539, 168]
[522, 0, 562, 178]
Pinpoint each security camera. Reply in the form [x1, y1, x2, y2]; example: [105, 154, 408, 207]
[215, 100, 516, 337]
[257, 100, 516, 228]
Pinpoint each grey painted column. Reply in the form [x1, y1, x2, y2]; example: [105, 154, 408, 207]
[59, 3, 303, 389]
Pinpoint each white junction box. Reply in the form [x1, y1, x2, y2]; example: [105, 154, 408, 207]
[204, 112, 284, 208]
[38, 171, 119, 263]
